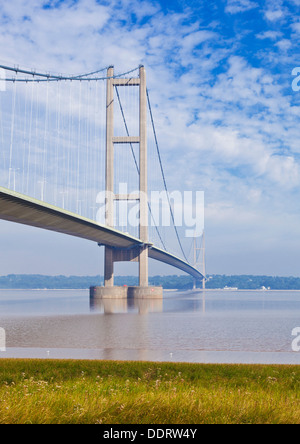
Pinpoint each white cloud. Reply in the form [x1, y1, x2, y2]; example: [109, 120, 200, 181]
[225, 0, 259, 14]
[256, 30, 282, 40]
[0, 0, 300, 274]
[263, 0, 289, 22]
[275, 39, 292, 51]
[291, 21, 300, 33]
[264, 8, 285, 21]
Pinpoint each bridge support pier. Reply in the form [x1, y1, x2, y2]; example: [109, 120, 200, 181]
[127, 286, 163, 299]
[104, 246, 114, 287]
[90, 244, 163, 300]
[90, 285, 128, 299]
[90, 285, 163, 300]
[89, 65, 162, 301]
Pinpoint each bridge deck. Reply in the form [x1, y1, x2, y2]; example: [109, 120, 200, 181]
[0, 186, 203, 280]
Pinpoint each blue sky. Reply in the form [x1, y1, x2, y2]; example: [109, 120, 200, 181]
[1, 0, 300, 277]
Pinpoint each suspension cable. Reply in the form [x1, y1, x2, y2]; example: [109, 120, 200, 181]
[2, 62, 188, 260]
[115, 86, 167, 251]
[146, 88, 189, 263]
[1, 64, 140, 82]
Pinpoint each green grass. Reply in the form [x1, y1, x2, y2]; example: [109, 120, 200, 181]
[0, 359, 299, 424]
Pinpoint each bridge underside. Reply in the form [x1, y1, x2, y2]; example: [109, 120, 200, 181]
[0, 186, 203, 285]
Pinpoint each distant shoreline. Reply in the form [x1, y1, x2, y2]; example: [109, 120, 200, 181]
[2, 274, 300, 291]
[1, 288, 300, 292]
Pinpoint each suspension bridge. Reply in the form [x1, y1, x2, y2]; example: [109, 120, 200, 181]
[0, 63, 205, 298]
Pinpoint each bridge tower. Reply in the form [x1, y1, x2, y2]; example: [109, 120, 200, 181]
[90, 66, 163, 299]
[193, 230, 206, 290]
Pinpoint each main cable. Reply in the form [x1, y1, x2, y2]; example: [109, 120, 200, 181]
[146, 88, 189, 263]
[115, 86, 167, 251]
[1, 64, 140, 82]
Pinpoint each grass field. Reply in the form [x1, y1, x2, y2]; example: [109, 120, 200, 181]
[0, 359, 299, 424]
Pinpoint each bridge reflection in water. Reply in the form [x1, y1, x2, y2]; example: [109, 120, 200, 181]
[90, 296, 163, 315]
[90, 290, 206, 315]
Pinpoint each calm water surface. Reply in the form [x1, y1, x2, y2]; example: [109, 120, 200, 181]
[0, 289, 299, 364]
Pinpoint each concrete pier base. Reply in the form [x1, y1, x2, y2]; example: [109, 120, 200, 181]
[127, 286, 163, 299]
[90, 285, 163, 300]
[90, 286, 127, 300]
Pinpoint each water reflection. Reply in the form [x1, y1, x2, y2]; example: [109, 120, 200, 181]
[90, 297, 163, 314]
[89, 290, 206, 315]
[1, 290, 300, 364]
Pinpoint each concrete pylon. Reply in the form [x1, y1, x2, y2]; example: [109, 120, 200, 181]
[138, 65, 149, 288]
[104, 66, 115, 288]
[90, 65, 162, 300]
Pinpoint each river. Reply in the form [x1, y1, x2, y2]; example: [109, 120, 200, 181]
[0, 288, 299, 364]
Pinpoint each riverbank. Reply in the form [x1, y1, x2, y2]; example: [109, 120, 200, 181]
[0, 359, 299, 424]
[3, 274, 300, 290]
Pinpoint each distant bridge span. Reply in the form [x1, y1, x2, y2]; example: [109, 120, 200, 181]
[0, 186, 203, 281]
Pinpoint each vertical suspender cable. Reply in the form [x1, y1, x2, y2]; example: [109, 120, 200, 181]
[146, 88, 189, 263]
[26, 81, 34, 195]
[115, 86, 166, 250]
[8, 80, 17, 189]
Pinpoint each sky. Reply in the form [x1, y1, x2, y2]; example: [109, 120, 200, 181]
[0, 0, 300, 277]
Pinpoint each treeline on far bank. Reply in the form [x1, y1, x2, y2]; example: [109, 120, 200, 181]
[1, 274, 300, 290]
